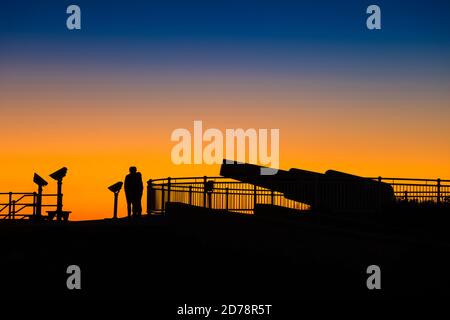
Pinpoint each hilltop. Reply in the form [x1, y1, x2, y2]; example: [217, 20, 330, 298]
[0, 203, 449, 299]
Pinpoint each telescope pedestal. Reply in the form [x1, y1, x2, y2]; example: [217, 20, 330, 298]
[113, 192, 119, 219]
[46, 178, 71, 221]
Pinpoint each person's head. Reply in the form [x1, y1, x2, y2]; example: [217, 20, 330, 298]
[129, 166, 137, 174]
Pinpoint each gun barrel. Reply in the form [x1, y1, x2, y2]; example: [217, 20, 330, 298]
[220, 160, 394, 213]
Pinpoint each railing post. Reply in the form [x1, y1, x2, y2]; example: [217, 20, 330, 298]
[167, 177, 171, 204]
[189, 186, 192, 205]
[437, 178, 441, 204]
[8, 192, 12, 220]
[12, 200, 16, 220]
[33, 192, 37, 216]
[161, 182, 165, 213]
[147, 179, 153, 215]
[203, 176, 207, 208]
[225, 188, 229, 211]
[271, 190, 274, 205]
[253, 185, 257, 213]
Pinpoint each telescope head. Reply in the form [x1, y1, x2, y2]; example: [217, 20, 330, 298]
[33, 173, 48, 187]
[50, 167, 68, 181]
[108, 181, 123, 193]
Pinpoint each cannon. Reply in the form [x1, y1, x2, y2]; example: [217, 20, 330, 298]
[220, 160, 394, 213]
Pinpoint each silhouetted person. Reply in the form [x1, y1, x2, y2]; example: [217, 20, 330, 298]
[124, 166, 143, 218]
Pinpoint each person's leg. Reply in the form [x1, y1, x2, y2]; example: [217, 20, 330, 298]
[127, 200, 132, 218]
[131, 198, 138, 217]
[136, 198, 142, 217]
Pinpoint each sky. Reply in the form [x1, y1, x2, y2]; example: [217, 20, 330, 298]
[1, 0, 450, 220]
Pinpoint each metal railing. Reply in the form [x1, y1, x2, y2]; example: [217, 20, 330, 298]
[375, 177, 450, 204]
[147, 176, 450, 214]
[0, 192, 58, 220]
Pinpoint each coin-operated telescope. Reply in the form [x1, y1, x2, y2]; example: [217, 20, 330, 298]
[33, 173, 48, 218]
[48, 167, 70, 221]
[50, 167, 67, 181]
[108, 181, 123, 219]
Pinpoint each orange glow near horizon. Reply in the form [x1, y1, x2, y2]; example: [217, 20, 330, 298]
[1, 70, 450, 220]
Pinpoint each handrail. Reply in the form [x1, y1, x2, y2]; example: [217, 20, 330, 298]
[0, 192, 58, 220]
[367, 177, 450, 182]
[147, 175, 450, 214]
[0, 192, 34, 195]
[150, 176, 223, 183]
[150, 176, 450, 183]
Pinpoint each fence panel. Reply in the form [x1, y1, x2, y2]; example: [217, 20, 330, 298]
[147, 176, 450, 215]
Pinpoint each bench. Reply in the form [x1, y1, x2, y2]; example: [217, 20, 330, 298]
[46, 210, 71, 221]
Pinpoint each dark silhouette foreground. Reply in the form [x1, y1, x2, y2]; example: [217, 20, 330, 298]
[1, 202, 450, 299]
